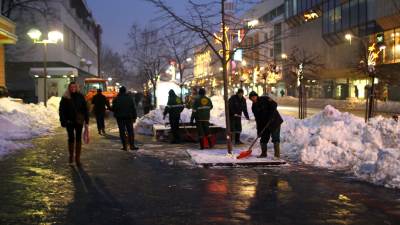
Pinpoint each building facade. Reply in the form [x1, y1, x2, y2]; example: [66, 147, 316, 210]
[283, 0, 400, 101]
[5, 0, 100, 103]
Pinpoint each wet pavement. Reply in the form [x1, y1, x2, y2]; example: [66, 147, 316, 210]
[0, 119, 400, 225]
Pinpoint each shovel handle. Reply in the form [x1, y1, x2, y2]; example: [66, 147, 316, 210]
[247, 119, 273, 151]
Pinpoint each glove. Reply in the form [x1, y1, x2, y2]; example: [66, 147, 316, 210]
[246, 116, 250, 120]
[61, 121, 66, 128]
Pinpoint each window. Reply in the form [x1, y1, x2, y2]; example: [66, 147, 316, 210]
[334, 6, 342, 31]
[274, 42, 282, 57]
[270, 48, 274, 57]
[350, 0, 358, 27]
[359, 0, 367, 24]
[342, 1, 350, 29]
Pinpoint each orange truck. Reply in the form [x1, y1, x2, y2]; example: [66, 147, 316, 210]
[83, 78, 117, 108]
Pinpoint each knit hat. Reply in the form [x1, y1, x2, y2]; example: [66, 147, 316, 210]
[249, 91, 258, 98]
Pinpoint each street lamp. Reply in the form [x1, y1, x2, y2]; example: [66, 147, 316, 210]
[281, 53, 288, 60]
[27, 28, 63, 106]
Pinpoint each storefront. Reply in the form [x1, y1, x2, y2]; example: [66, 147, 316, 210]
[30, 67, 78, 102]
[0, 15, 17, 96]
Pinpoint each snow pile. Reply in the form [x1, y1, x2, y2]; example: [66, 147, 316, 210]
[135, 95, 400, 188]
[0, 97, 60, 156]
[134, 107, 192, 135]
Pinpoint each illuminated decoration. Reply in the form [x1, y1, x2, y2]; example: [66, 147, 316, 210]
[367, 43, 383, 67]
[194, 50, 212, 78]
[304, 11, 319, 22]
[214, 26, 230, 59]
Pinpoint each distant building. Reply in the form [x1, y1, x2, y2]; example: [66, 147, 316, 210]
[283, 0, 400, 101]
[5, 0, 101, 103]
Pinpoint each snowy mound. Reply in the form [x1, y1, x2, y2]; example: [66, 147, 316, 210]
[135, 96, 400, 188]
[134, 107, 192, 135]
[0, 97, 60, 156]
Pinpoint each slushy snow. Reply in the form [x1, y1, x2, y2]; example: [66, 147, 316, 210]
[135, 95, 400, 189]
[0, 97, 60, 157]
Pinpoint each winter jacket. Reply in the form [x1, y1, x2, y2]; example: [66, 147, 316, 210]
[251, 96, 283, 133]
[92, 93, 111, 114]
[112, 93, 137, 120]
[228, 94, 249, 119]
[191, 95, 213, 122]
[59, 93, 89, 127]
[163, 95, 184, 119]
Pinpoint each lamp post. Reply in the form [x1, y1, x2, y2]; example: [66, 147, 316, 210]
[345, 33, 385, 122]
[27, 28, 63, 106]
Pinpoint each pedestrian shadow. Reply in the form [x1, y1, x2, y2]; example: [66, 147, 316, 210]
[65, 166, 135, 225]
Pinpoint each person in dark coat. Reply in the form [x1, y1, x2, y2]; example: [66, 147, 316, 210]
[112, 86, 138, 151]
[228, 88, 249, 145]
[163, 89, 184, 143]
[92, 89, 111, 135]
[191, 88, 213, 149]
[249, 91, 283, 158]
[59, 82, 89, 166]
[143, 91, 152, 115]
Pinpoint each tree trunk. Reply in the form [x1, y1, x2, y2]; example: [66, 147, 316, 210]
[221, 0, 233, 154]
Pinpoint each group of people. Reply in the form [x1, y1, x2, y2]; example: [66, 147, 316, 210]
[163, 87, 283, 158]
[59, 81, 283, 167]
[59, 82, 139, 166]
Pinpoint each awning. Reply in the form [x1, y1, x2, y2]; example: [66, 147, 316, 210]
[29, 67, 79, 77]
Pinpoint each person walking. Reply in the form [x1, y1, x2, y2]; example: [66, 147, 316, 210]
[228, 88, 249, 145]
[92, 89, 111, 135]
[163, 90, 184, 144]
[191, 88, 213, 149]
[249, 91, 283, 158]
[59, 82, 89, 166]
[112, 86, 139, 151]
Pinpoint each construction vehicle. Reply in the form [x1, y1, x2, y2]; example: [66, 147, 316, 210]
[83, 78, 118, 107]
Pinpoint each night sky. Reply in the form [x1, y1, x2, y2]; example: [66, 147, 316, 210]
[86, 0, 187, 54]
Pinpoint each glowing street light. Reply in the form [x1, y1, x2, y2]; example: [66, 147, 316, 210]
[247, 19, 259, 28]
[345, 33, 353, 44]
[27, 28, 63, 106]
[281, 53, 288, 60]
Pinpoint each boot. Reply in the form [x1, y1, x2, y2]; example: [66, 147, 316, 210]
[129, 135, 139, 150]
[208, 136, 214, 149]
[257, 143, 268, 158]
[121, 135, 128, 151]
[75, 142, 82, 167]
[274, 143, 280, 159]
[101, 128, 106, 135]
[199, 138, 205, 150]
[235, 133, 244, 145]
[68, 142, 74, 164]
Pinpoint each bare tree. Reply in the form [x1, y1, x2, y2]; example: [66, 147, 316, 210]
[100, 45, 128, 85]
[284, 47, 324, 118]
[1, 0, 53, 18]
[125, 24, 168, 107]
[163, 27, 195, 97]
[146, 0, 289, 154]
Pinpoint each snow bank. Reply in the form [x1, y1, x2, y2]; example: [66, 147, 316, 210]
[135, 95, 400, 188]
[0, 97, 60, 157]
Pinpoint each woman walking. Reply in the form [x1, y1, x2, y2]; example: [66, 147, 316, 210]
[59, 82, 89, 166]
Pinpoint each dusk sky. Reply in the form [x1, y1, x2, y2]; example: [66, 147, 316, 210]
[86, 0, 187, 54]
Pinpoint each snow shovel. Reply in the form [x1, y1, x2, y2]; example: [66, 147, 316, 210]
[236, 120, 272, 159]
[181, 119, 196, 142]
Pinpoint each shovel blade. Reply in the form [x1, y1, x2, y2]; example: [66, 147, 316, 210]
[237, 149, 252, 159]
